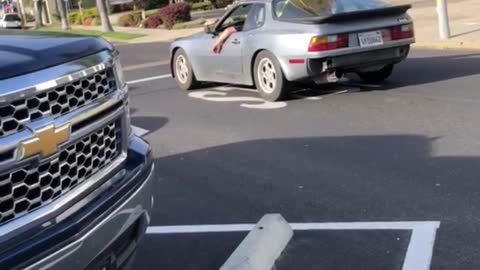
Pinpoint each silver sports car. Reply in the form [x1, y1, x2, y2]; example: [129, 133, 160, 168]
[170, 0, 415, 101]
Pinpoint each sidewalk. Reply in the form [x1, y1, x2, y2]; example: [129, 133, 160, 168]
[387, 0, 480, 49]
[76, 0, 480, 49]
[72, 25, 203, 44]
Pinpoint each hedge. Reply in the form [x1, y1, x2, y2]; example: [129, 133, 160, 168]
[118, 11, 143, 27]
[144, 2, 191, 30]
[68, 7, 99, 25]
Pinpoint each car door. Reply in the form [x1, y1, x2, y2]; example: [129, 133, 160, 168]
[210, 4, 254, 83]
[240, 4, 267, 84]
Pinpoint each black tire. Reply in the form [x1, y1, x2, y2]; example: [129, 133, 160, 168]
[173, 49, 199, 90]
[357, 64, 394, 84]
[253, 51, 288, 101]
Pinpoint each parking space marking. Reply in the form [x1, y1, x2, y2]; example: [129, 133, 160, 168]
[127, 74, 172, 85]
[147, 221, 440, 270]
[188, 87, 288, 110]
[132, 125, 150, 136]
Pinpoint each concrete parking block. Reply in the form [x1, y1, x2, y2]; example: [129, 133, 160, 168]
[220, 214, 293, 270]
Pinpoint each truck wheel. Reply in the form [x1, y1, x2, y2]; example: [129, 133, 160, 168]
[254, 51, 288, 101]
[357, 64, 394, 84]
[173, 49, 199, 90]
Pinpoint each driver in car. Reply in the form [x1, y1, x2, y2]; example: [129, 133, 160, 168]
[212, 4, 266, 54]
[212, 25, 238, 54]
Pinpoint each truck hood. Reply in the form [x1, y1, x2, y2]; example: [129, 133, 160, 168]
[0, 32, 114, 81]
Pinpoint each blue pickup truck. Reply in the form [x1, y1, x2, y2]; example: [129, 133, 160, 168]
[0, 32, 154, 270]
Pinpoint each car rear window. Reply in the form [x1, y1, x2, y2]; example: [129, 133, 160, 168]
[273, 0, 389, 19]
[4, 14, 21, 21]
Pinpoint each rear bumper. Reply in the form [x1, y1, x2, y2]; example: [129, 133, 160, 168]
[280, 44, 411, 82]
[308, 45, 410, 75]
[0, 136, 154, 270]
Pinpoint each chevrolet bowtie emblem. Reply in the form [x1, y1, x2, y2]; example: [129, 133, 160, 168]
[19, 124, 71, 159]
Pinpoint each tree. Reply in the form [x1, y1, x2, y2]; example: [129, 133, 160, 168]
[56, 0, 70, 30]
[96, 0, 114, 32]
[33, 0, 43, 29]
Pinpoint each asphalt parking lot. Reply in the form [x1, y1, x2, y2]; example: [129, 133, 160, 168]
[117, 42, 480, 269]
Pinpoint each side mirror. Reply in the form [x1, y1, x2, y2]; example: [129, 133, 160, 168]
[204, 24, 217, 35]
[204, 18, 219, 35]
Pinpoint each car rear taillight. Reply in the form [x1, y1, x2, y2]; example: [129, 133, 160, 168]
[308, 34, 349, 52]
[391, 24, 414, 40]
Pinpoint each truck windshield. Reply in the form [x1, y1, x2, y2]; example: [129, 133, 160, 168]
[273, 0, 389, 19]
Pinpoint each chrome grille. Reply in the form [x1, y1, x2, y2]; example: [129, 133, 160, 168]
[0, 120, 122, 225]
[0, 69, 116, 137]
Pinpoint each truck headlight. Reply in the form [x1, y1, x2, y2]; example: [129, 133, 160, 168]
[112, 56, 132, 139]
[126, 98, 133, 141]
[113, 57, 126, 90]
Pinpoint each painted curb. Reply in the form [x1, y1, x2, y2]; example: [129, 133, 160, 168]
[220, 214, 293, 270]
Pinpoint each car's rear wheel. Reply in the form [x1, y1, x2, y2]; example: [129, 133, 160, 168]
[173, 49, 199, 90]
[254, 51, 288, 101]
[357, 64, 394, 84]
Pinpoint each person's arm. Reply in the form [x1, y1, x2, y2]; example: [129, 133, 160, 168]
[212, 26, 238, 54]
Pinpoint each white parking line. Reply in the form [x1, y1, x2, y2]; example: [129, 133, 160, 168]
[146, 221, 440, 270]
[131, 125, 149, 136]
[127, 74, 172, 85]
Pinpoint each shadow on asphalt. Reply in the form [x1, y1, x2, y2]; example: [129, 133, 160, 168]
[363, 53, 480, 91]
[147, 135, 480, 269]
[182, 53, 480, 101]
[131, 116, 168, 136]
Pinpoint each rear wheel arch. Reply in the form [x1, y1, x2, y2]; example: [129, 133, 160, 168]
[250, 49, 287, 86]
[170, 47, 182, 78]
[172, 48, 200, 90]
[252, 50, 289, 101]
[250, 49, 264, 86]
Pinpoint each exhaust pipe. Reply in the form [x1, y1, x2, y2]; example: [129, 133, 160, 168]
[327, 70, 344, 82]
[314, 70, 344, 84]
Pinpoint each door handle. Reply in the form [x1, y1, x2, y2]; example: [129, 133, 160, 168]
[232, 39, 241, 45]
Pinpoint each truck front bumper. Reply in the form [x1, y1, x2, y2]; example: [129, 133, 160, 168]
[0, 136, 154, 270]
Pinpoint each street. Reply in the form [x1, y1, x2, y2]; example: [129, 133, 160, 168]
[118, 42, 480, 270]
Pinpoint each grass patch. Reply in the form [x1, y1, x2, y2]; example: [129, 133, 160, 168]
[172, 18, 206, 30]
[39, 27, 145, 40]
[144, 8, 160, 18]
[192, 1, 210, 11]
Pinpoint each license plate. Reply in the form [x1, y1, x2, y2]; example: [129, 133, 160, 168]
[358, 31, 384, 47]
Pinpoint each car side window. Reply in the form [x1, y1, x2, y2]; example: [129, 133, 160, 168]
[243, 4, 266, 32]
[217, 4, 253, 32]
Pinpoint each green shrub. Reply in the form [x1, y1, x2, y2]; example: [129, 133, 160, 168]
[118, 11, 143, 27]
[68, 7, 99, 25]
[171, 18, 205, 29]
[83, 17, 94, 26]
[83, 7, 99, 17]
[91, 17, 101, 26]
[191, 1, 209, 11]
[68, 11, 80, 24]
[144, 8, 159, 17]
